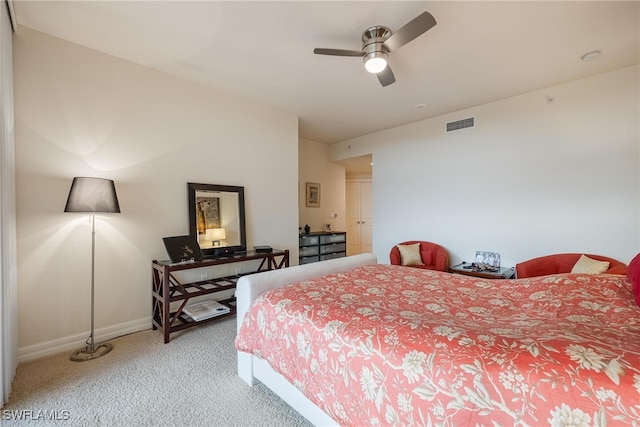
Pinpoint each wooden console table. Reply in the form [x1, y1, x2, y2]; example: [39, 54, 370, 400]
[152, 249, 289, 343]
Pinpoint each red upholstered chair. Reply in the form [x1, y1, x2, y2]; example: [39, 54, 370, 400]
[389, 241, 449, 272]
[515, 253, 628, 278]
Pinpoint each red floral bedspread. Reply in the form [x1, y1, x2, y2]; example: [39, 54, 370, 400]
[235, 264, 640, 426]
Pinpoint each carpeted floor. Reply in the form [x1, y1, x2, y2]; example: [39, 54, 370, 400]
[2, 318, 312, 427]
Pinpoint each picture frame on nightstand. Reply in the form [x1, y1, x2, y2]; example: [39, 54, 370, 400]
[474, 250, 500, 270]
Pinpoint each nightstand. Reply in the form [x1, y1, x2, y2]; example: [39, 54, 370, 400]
[450, 262, 515, 279]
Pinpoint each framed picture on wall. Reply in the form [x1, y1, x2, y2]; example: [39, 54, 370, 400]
[306, 182, 320, 207]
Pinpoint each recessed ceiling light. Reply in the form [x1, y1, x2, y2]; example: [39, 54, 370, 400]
[581, 50, 601, 62]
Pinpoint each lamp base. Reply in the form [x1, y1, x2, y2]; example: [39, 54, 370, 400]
[69, 342, 113, 362]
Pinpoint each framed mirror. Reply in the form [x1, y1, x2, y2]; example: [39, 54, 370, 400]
[187, 183, 246, 257]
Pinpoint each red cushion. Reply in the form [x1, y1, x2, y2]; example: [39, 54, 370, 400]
[522, 256, 558, 277]
[557, 261, 576, 273]
[627, 253, 640, 307]
[420, 250, 433, 265]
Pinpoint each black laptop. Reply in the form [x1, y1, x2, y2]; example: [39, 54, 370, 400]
[162, 235, 204, 263]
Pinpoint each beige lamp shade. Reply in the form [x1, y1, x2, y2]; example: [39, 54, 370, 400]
[206, 228, 226, 241]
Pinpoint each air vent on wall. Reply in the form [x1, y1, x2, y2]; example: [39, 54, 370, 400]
[446, 117, 475, 132]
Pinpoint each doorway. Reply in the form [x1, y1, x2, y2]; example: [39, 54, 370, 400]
[341, 154, 372, 256]
[346, 179, 372, 255]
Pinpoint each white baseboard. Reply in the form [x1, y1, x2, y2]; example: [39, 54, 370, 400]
[18, 317, 152, 362]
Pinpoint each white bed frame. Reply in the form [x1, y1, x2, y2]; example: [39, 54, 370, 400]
[236, 253, 378, 427]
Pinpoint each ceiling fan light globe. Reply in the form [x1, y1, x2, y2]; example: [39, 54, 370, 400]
[364, 56, 387, 74]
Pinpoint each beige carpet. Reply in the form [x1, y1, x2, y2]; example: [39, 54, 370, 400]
[2, 318, 312, 427]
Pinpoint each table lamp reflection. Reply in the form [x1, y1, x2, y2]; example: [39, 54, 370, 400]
[206, 228, 226, 246]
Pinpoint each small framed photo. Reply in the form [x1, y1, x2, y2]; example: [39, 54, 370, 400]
[474, 251, 501, 270]
[324, 223, 332, 232]
[306, 182, 320, 207]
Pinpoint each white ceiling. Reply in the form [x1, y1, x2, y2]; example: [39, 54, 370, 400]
[13, 1, 640, 147]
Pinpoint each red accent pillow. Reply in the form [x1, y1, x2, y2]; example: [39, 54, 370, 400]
[627, 253, 640, 306]
[420, 250, 433, 266]
[528, 256, 558, 277]
[558, 261, 577, 273]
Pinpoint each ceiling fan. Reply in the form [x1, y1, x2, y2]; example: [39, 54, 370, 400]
[313, 11, 437, 87]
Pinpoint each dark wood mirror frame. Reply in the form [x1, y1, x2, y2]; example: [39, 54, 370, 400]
[187, 182, 247, 257]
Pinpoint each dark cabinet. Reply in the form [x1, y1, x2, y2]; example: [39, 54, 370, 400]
[299, 232, 346, 265]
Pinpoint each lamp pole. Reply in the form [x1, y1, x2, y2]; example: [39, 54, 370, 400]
[70, 212, 113, 361]
[89, 212, 96, 352]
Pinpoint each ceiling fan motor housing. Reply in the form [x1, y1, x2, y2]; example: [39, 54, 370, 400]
[361, 26, 391, 65]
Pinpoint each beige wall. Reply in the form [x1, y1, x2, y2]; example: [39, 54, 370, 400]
[298, 138, 346, 235]
[14, 27, 299, 359]
[332, 66, 640, 267]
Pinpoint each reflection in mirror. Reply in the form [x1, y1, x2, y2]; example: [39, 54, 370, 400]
[187, 183, 246, 256]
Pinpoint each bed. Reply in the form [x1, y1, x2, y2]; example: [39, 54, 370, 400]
[235, 254, 640, 426]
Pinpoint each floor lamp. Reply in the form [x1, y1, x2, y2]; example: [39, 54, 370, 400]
[64, 177, 121, 362]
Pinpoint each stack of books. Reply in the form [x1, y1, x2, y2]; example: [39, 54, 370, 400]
[182, 299, 230, 321]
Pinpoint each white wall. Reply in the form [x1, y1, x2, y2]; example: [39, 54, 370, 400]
[13, 27, 299, 359]
[298, 138, 346, 235]
[332, 66, 640, 268]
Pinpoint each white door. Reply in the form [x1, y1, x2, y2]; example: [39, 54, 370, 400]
[360, 182, 373, 253]
[346, 182, 362, 255]
[346, 180, 372, 256]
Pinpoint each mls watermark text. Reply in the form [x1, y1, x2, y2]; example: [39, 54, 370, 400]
[2, 409, 70, 421]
